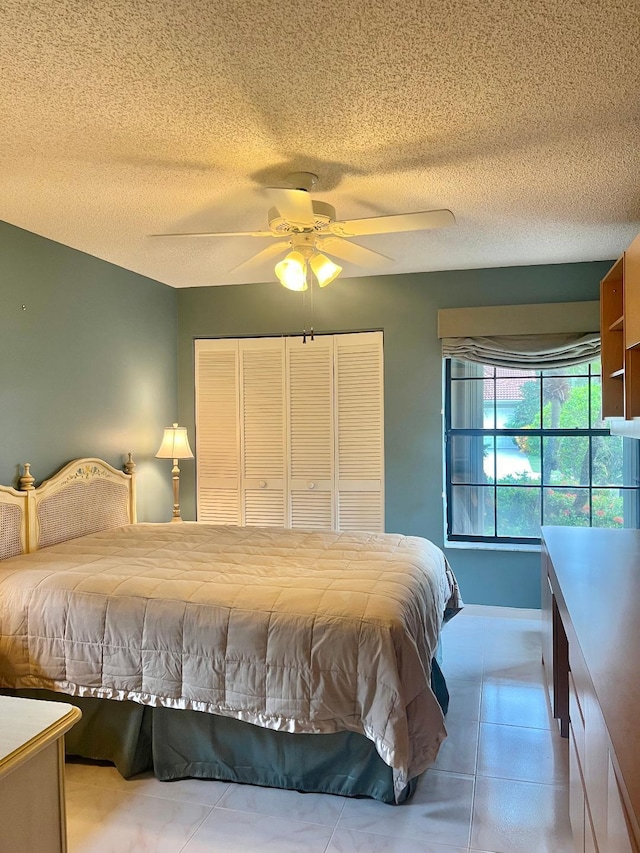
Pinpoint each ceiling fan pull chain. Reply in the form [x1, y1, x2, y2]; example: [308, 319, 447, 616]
[310, 273, 315, 341]
[302, 282, 307, 342]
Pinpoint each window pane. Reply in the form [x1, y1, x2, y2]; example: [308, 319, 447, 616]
[496, 378, 538, 429]
[565, 376, 590, 428]
[542, 376, 582, 427]
[482, 436, 496, 482]
[450, 435, 489, 484]
[500, 377, 541, 429]
[543, 488, 590, 526]
[483, 397, 496, 429]
[496, 435, 540, 484]
[541, 364, 591, 378]
[496, 486, 540, 537]
[494, 367, 538, 378]
[592, 488, 624, 528]
[450, 358, 482, 379]
[543, 435, 589, 486]
[591, 434, 624, 487]
[619, 487, 640, 528]
[450, 379, 488, 428]
[590, 376, 604, 427]
[450, 486, 495, 536]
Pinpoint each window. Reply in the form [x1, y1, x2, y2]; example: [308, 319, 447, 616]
[445, 358, 640, 544]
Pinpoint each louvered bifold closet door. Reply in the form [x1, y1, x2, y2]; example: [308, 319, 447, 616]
[287, 336, 334, 529]
[240, 338, 286, 526]
[195, 339, 241, 523]
[334, 332, 385, 532]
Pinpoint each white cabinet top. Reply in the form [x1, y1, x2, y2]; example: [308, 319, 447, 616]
[0, 695, 81, 778]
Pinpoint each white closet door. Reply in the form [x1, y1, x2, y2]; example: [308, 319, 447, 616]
[287, 336, 334, 529]
[195, 339, 241, 523]
[195, 332, 385, 531]
[240, 338, 286, 526]
[334, 332, 385, 532]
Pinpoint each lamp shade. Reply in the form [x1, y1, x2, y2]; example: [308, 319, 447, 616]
[155, 423, 194, 459]
[309, 252, 342, 287]
[275, 251, 308, 291]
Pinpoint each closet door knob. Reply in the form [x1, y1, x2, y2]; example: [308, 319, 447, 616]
[259, 480, 267, 489]
[308, 481, 316, 490]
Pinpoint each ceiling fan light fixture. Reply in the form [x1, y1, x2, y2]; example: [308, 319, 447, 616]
[309, 252, 342, 287]
[275, 250, 307, 291]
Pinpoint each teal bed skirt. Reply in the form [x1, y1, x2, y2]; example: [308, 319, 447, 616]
[3, 660, 448, 805]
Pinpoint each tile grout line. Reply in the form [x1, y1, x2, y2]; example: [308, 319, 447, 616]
[174, 801, 217, 853]
[466, 656, 485, 852]
[322, 797, 347, 853]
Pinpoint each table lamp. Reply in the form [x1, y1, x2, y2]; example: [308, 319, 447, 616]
[155, 423, 194, 522]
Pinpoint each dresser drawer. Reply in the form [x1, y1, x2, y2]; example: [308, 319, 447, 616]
[607, 755, 640, 853]
[569, 670, 585, 772]
[569, 724, 586, 853]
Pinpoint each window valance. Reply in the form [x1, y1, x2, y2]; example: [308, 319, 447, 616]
[441, 332, 600, 370]
[438, 301, 600, 371]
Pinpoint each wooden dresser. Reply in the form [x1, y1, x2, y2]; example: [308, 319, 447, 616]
[541, 526, 640, 853]
[0, 696, 81, 853]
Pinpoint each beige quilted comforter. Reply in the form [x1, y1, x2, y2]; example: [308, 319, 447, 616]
[0, 523, 461, 799]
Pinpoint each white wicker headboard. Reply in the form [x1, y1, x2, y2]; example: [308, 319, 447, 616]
[0, 456, 136, 556]
[0, 485, 29, 559]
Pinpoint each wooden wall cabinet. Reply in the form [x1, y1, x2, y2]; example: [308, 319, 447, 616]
[601, 232, 640, 419]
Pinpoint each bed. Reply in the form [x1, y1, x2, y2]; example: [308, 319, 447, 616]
[0, 457, 461, 804]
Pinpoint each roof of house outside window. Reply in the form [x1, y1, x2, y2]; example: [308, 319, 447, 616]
[483, 366, 533, 402]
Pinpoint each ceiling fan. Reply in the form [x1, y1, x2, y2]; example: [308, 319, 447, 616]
[151, 172, 456, 290]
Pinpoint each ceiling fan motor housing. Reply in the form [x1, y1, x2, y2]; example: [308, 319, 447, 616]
[268, 200, 337, 234]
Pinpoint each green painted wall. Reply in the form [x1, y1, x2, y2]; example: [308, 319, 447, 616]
[0, 221, 177, 520]
[177, 260, 611, 607]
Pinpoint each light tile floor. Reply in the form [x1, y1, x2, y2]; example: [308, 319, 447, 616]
[64, 605, 574, 853]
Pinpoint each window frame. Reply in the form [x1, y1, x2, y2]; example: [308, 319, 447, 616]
[444, 358, 639, 545]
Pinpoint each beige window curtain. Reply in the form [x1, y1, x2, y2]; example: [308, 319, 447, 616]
[441, 332, 600, 370]
[437, 301, 600, 371]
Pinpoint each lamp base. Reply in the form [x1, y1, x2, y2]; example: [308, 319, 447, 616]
[170, 515, 184, 523]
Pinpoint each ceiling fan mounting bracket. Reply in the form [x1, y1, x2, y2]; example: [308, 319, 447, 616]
[284, 171, 318, 192]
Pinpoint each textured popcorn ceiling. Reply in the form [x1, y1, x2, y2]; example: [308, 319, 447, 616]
[1, 0, 639, 288]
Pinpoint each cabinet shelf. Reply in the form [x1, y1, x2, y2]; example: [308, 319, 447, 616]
[600, 232, 640, 419]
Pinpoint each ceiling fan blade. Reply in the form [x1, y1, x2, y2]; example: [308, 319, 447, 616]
[229, 240, 291, 274]
[149, 229, 274, 238]
[266, 187, 315, 226]
[317, 237, 393, 269]
[329, 208, 456, 238]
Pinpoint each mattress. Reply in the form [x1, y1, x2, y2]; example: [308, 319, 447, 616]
[0, 522, 461, 800]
